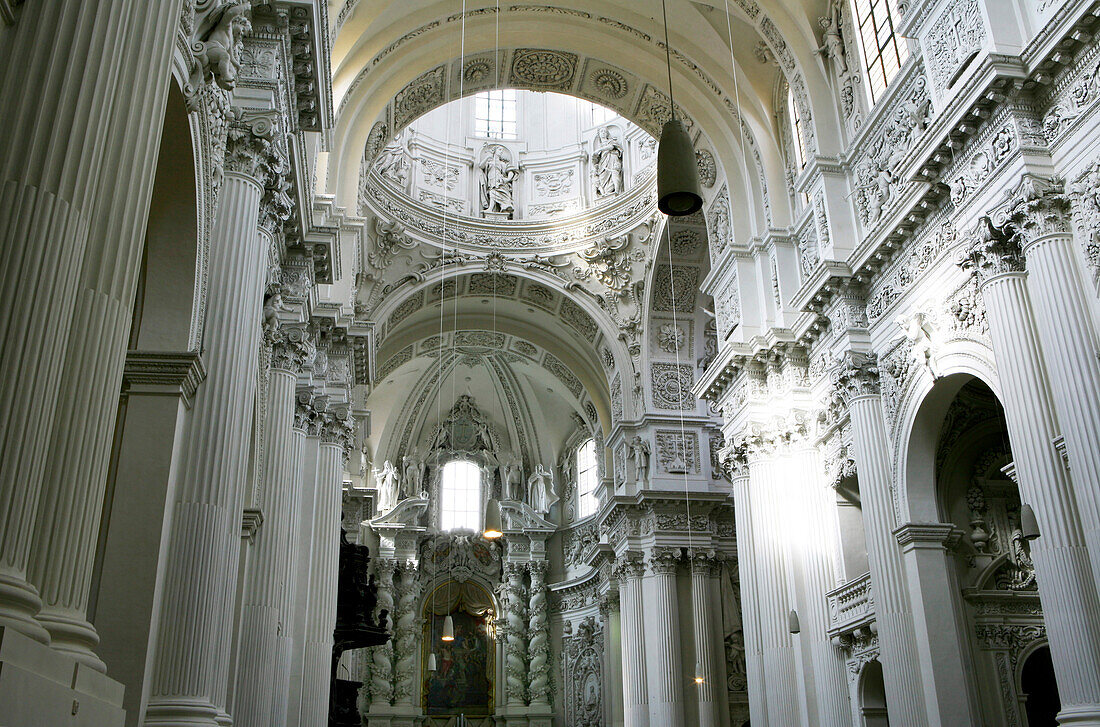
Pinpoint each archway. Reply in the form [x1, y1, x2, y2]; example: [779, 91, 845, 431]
[89, 81, 202, 727]
[858, 660, 888, 727]
[1020, 645, 1060, 727]
[422, 579, 497, 717]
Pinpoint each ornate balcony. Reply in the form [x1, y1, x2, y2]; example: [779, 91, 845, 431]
[825, 571, 875, 639]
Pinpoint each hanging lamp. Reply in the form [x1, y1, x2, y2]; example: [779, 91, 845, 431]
[427, 652, 438, 671]
[442, 614, 455, 641]
[694, 660, 705, 685]
[1020, 503, 1040, 541]
[483, 496, 503, 539]
[656, 0, 702, 216]
[788, 609, 801, 634]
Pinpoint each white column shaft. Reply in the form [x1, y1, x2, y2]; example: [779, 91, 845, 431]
[691, 567, 720, 727]
[144, 173, 266, 726]
[747, 456, 800, 726]
[847, 395, 928, 725]
[1024, 233, 1100, 593]
[234, 368, 303, 727]
[28, 0, 183, 669]
[643, 565, 683, 727]
[620, 569, 650, 727]
[730, 473, 767, 721]
[980, 271, 1100, 717]
[297, 441, 345, 726]
[790, 446, 850, 727]
[0, 0, 140, 642]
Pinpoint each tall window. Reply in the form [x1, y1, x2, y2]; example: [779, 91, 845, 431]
[588, 101, 617, 127]
[576, 439, 599, 519]
[475, 90, 518, 139]
[852, 0, 908, 104]
[787, 85, 807, 170]
[441, 460, 481, 531]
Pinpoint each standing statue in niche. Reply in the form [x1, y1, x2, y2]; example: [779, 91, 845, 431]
[401, 453, 424, 499]
[527, 464, 557, 513]
[376, 460, 400, 512]
[480, 144, 518, 218]
[503, 459, 524, 502]
[592, 127, 624, 198]
[630, 436, 651, 484]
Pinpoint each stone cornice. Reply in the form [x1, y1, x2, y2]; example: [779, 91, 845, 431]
[122, 350, 207, 409]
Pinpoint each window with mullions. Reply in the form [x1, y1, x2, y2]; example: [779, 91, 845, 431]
[440, 460, 481, 531]
[787, 85, 807, 170]
[576, 439, 599, 519]
[852, 0, 908, 104]
[475, 90, 518, 139]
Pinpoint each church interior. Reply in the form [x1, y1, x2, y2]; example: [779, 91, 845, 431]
[2, 0, 1100, 725]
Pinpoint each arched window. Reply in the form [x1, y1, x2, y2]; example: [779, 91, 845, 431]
[851, 0, 908, 104]
[440, 460, 481, 531]
[576, 439, 599, 519]
[786, 85, 807, 170]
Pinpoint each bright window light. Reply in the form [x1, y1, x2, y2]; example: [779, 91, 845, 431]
[576, 439, 599, 518]
[441, 460, 481, 531]
[475, 90, 518, 139]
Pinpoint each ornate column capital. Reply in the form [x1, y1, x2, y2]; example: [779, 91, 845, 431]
[224, 114, 282, 183]
[320, 404, 356, 456]
[293, 388, 315, 432]
[830, 351, 881, 405]
[960, 215, 1025, 284]
[688, 549, 722, 577]
[1006, 174, 1072, 251]
[645, 547, 681, 576]
[270, 323, 314, 374]
[613, 554, 645, 581]
[527, 559, 550, 582]
[721, 439, 749, 480]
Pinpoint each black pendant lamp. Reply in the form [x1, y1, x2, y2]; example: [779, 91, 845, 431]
[656, 0, 703, 216]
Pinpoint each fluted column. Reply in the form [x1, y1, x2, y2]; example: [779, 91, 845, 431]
[690, 553, 721, 727]
[0, 0, 153, 643]
[615, 556, 649, 727]
[963, 227, 1100, 724]
[643, 547, 684, 727]
[1011, 175, 1100, 597]
[502, 562, 528, 706]
[272, 390, 314, 725]
[144, 121, 280, 727]
[527, 560, 551, 706]
[726, 447, 766, 721]
[601, 592, 625, 727]
[298, 408, 355, 726]
[832, 354, 927, 726]
[25, 0, 185, 668]
[234, 331, 313, 727]
[391, 561, 422, 707]
[744, 428, 800, 726]
[788, 431, 850, 727]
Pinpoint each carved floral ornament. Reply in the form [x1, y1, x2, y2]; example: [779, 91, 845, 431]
[830, 351, 881, 405]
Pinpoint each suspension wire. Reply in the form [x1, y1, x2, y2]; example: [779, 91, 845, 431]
[660, 0, 677, 121]
[723, 0, 754, 213]
[447, 0, 469, 460]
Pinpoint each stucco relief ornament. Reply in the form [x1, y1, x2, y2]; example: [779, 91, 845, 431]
[190, 0, 252, 91]
[895, 310, 939, 381]
[369, 218, 416, 272]
[374, 141, 411, 187]
[658, 322, 685, 353]
[575, 234, 636, 293]
[1070, 162, 1100, 274]
[960, 216, 1025, 284]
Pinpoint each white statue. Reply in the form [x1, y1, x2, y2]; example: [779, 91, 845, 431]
[503, 459, 524, 501]
[896, 310, 939, 380]
[527, 464, 557, 513]
[401, 454, 423, 500]
[374, 141, 410, 186]
[592, 127, 624, 197]
[376, 460, 399, 512]
[816, 3, 847, 76]
[480, 144, 518, 217]
[630, 436, 651, 484]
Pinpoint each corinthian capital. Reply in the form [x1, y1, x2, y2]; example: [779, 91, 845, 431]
[321, 405, 356, 455]
[293, 388, 315, 431]
[646, 547, 681, 575]
[270, 324, 314, 374]
[613, 554, 645, 581]
[831, 351, 880, 405]
[224, 113, 285, 185]
[961, 215, 1025, 284]
[1006, 174, 1072, 249]
[720, 440, 749, 480]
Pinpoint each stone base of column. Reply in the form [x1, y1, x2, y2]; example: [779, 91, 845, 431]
[0, 626, 124, 727]
[34, 608, 106, 672]
[142, 700, 221, 727]
[1058, 705, 1100, 726]
[0, 574, 49, 644]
